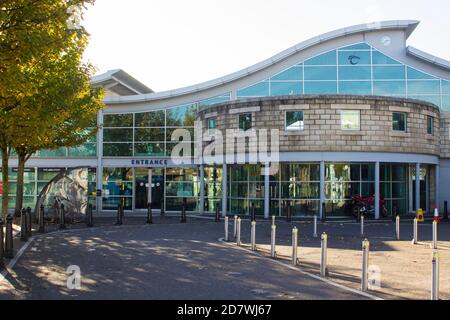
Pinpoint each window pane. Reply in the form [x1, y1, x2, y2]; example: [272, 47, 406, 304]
[338, 66, 371, 80]
[103, 114, 133, 127]
[407, 80, 440, 95]
[304, 66, 337, 80]
[339, 81, 372, 94]
[239, 113, 252, 131]
[442, 80, 450, 94]
[304, 50, 336, 65]
[208, 119, 216, 129]
[270, 82, 302, 96]
[68, 143, 97, 157]
[271, 66, 302, 81]
[135, 111, 165, 127]
[443, 96, 450, 110]
[39, 148, 67, 157]
[340, 43, 371, 50]
[134, 143, 165, 156]
[408, 95, 441, 106]
[392, 112, 406, 131]
[103, 128, 133, 142]
[373, 81, 406, 96]
[304, 81, 337, 94]
[427, 116, 434, 134]
[237, 82, 270, 97]
[373, 66, 405, 80]
[166, 128, 194, 142]
[372, 51, 401, 65]
[103, 143, 133, 157]
[199, 95, 230, 107]
[341, 111, 360, 130]
[166, 104, 197, 127]
[285, 111, 304, 130]
[407, 67, 437, 80]
[135, 128, 165, 142]
[338, 51, 371, 65]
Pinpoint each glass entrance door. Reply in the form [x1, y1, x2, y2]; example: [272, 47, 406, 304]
[151, 168, 165, 210]
[134, 168, 165, 210]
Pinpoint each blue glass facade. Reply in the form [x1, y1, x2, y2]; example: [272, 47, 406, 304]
[237, 43, 450, 110]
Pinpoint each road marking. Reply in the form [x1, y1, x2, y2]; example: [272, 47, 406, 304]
[0, 237, 34, 284]
[218, 238, 383, 300]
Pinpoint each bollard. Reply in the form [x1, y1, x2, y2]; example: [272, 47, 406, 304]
[320, 232, 328, 277]
[233, 215, 238, 238]
[236, 217, 241, 246]
[4, 215, 13, 259]
[147, 202, 153, 224]
[0, 218, 4, 266]
[20, 209, 28, 242]
[215, 205, 220, 222]
[251, 220, 256, 251]
[361, 239, 370, 291]
[322, 202, 326, 223]
[116, 204, 123, 225]
[432, 220, 438, 250]
[313, 215, 318, 238]
[59, 204, 66, 230]
[431, 251, 439, 300]
[272, 215, 275, 226]
[413, 218, 418, 244]
[87, 204, 94, 227]
[444, 201, 448, 220]
[360, 215, 364, 237]
[396, 215, 400, 240]
[392, 206, 397, 222]
[180, 198, 187, 223]
[251, 202, 256, 222]
[26, 207, 32, 237]
[270, 224, 276, 258]
[224, 216, 229, 242]
[292, 227, 298, 266]
[286, 201, 292, 222]
[38, 204, 45, 233]
[160, 196, 165, 217]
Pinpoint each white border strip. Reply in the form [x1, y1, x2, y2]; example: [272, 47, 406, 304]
[218, 237, 383, 300]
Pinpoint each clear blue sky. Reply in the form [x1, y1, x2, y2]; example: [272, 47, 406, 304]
[82, 0, 450, 92]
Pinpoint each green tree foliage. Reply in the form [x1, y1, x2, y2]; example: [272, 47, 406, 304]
[0, 0, 103, 217]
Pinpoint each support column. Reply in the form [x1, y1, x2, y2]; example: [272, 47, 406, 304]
[148, 169, 153, 205]
[96, 110, 104, 214]
[375, 162, 380, 220]
[221, 163, 227, 217]
[199, 165, 205, 214]
[435, 164, 440, 210]
[320, 161, 325, 219]
[415, 163, 421, 212]
[264, 163, 270, 219]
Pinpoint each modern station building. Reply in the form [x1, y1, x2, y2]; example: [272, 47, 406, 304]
[6, 20, 450, 219]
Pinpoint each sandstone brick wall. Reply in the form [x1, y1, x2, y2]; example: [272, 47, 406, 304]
[198, 95, 441, 156]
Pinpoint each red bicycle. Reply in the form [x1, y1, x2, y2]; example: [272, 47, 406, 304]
[351, 195, 388, 218]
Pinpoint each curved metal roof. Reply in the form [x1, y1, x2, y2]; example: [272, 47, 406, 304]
[103, 20, 449, 105]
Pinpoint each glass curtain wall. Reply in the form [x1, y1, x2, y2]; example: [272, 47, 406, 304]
[269, 163, 320, 217]
[237, 42, 450, 110]
[165, 168, 199, 211]
[0, 168, 96, 211]
[381, 164, 409, 216]
[204, 166, 223, 213]
[325, 163, 375, 216]
[102, 168, 133, 210]
[229, 164, 264, 215]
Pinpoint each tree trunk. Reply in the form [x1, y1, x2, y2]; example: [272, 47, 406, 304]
[14, 153, 26, 217]
[1, 147, 9, 219]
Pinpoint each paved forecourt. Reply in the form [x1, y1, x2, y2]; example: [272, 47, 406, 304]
[0, 218, 370, 300]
